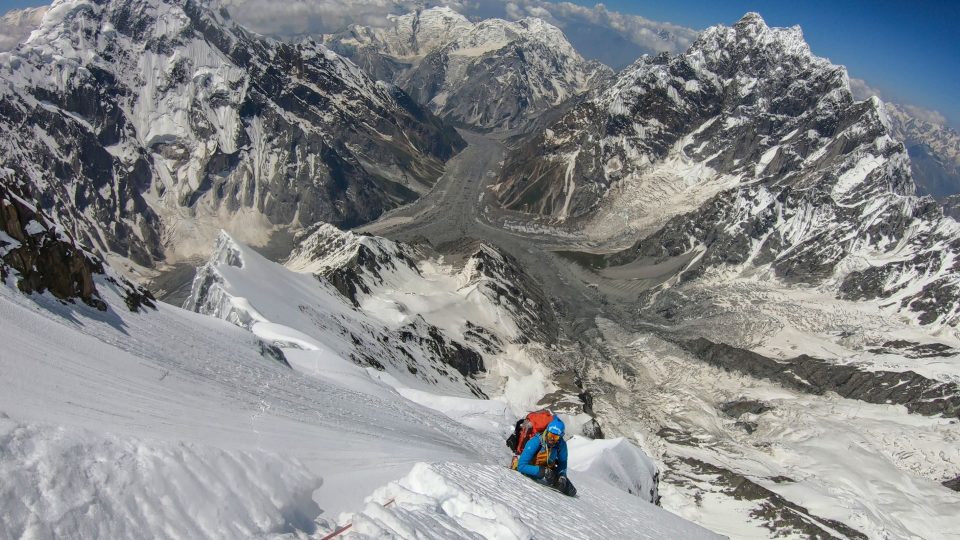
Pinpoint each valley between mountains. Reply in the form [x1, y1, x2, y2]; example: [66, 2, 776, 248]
[1, 2, 959, 539]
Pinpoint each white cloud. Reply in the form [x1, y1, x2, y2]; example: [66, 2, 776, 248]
[850, 77, 948, 127]
[848, 77, 883, 100]
[510, 1, 697, 54]
[901, 104, 948, 126]
[0, 6, 48, 52]
[220, 0, 396, 35]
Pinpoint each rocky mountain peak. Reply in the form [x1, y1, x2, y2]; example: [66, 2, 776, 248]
[689, 11, 825, 82]
[496, 14, 960, 326]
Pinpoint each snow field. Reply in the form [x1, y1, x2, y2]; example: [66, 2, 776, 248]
[0, 417, 321, 539]
[0, 281, 498, 536]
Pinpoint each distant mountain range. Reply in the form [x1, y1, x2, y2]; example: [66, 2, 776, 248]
[323, 7, 611, 131]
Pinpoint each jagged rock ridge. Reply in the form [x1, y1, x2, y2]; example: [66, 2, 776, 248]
[0, 0, 463, 269]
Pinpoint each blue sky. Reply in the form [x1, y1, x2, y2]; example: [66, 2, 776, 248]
[589, 0, 960, 129]
[2, 0, 957, 128]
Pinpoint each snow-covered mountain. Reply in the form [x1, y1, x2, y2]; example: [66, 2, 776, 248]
[0, 0, 463, 272]
[324, 7, 612, 130]
[496, 13, 960, 328]
[182, 224, 602, 427]
[883, 101, 960, 199]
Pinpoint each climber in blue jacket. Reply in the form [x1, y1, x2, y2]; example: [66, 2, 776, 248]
[516, 417, 577, 496]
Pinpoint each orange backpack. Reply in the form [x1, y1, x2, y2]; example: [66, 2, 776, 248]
[506, 409, 554, 455]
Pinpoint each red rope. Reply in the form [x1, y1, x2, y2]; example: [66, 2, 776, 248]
[319, 498, 396, 540]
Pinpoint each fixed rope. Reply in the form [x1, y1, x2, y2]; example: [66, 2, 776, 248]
[319, 498, 396, 540]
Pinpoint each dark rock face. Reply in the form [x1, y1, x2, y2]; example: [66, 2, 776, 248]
[944, 476, 960, 492]
[399, 324, 485, 379]
[465, 243, 559, 345]
[0, 183, 155, 312]
[866, 340, 956, 358]
[257, 340, 291, 368]
[0, 0, 463, 268]
[721, 400, 772, 418]
[682, 338, 960, 419]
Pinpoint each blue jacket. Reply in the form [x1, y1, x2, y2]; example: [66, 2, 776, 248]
[516, 433, 568, 478]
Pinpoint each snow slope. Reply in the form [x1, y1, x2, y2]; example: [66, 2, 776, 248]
[0, 239, 716, 538]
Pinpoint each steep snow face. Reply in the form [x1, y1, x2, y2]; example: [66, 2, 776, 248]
[0, 0, 463, 270]
[185, 230, 491, 398]
[499, 13, 960, 326]
[325, 6, 612, 130]
[0, 277, 501, 537]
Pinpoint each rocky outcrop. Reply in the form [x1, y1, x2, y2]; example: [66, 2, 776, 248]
[720, 400, 772, 418]
[0, 182, 155, 312]
[681, 338, 960, 418]
[944, 476, 960, 492]
[462, 243, 559, 344]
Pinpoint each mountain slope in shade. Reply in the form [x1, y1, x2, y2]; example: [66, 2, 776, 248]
[0, 0, 463, 271]
[497, 13, 960, 327]
[324, 7, 612, 130]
